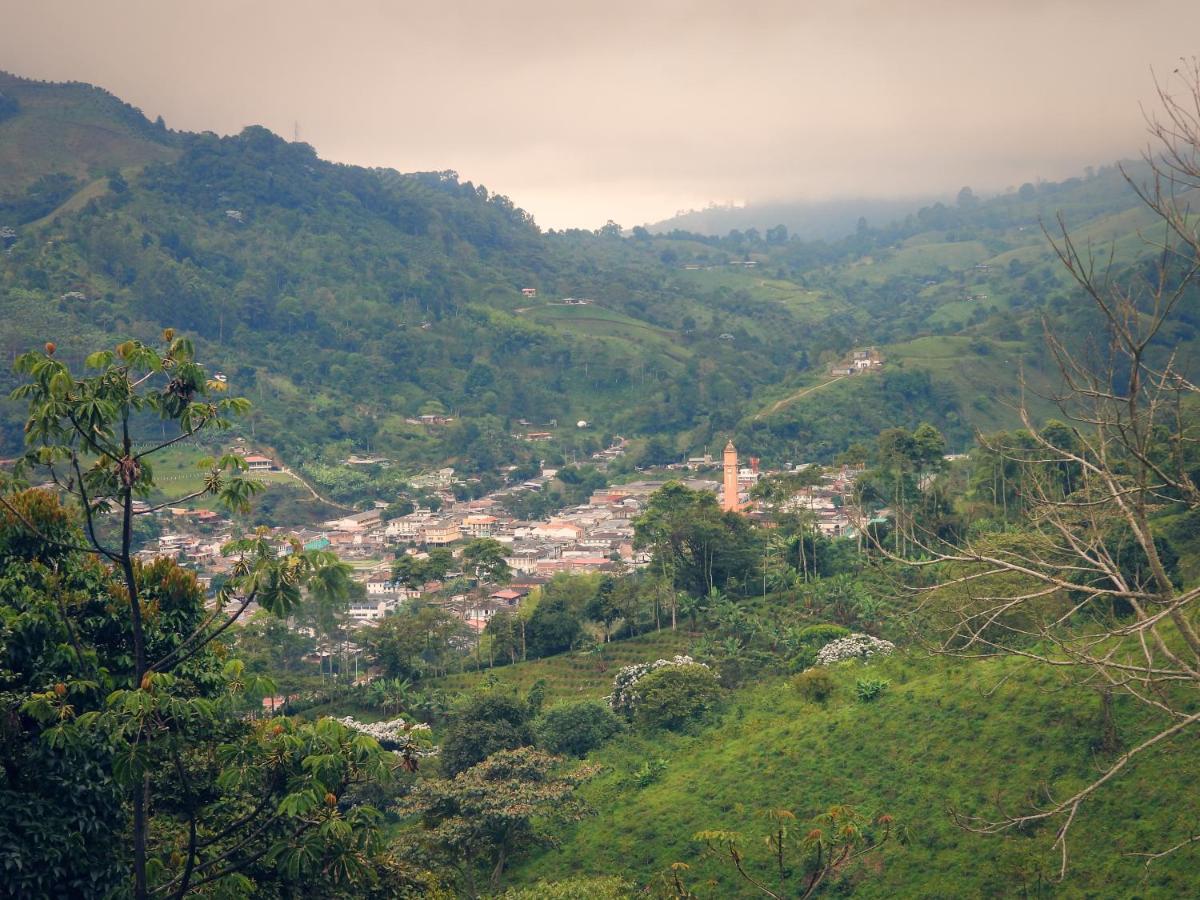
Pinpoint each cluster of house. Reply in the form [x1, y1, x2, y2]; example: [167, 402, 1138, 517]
[338, 472, 720, 630]
[829, 347, 884, 377]
[776, 466, 863, 538]
[129, 435, 868, 643]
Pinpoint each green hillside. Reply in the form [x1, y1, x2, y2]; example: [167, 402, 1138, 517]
[0, 71, 178, 195]
[433, 637, 1198, 897]
[433, 630, 693, 704]
[2, 73, 1198, 494]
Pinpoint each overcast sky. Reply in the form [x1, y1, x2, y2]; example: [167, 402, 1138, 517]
[2, 1, 1198, 228]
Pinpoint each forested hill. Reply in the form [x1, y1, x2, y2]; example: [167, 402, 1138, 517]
[0, 73, 817, 476]
[644, 195, 942, 242]
[0, 70, 179, 194]
[2, 71, 1196, 491]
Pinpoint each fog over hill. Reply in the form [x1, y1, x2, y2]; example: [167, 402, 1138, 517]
[645, 195, 947, 242]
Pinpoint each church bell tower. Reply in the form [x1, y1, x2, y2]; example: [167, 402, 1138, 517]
[722, 440, 740, 512]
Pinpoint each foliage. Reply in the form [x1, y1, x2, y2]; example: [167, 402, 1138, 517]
[361, 604, 467, 680]
[500, 875, 635, 899]
[439, 691, 534, 777]
[794, 623, 850, 646]
[397, 747, 599, 898]
[631, 664, 723, 731]
[791, 668, 836, 704]
[462, 537, 512, 585]
[854, 678, 891, 702]
[693, 805, 899, 899]
[337, 716, 435, 770]
[629, 758, 670, 789]
[634, 483, 758, 597]
[813, 633, 896, 667]
[534, 699, 621, 757]
[524, 596, 582, 658]
[391, 549, 454, 590]
[609, 655, 704, 718]
[1, 333, 392, 898]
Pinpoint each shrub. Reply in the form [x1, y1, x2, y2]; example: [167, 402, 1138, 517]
[629, 758, 669, 788]
[787, 647, 818, 673]
[815, 633, 896, 667]
[609, 655, 705, 717]
[855, 678, 891, 702]
[502, 875, 635, 898]
[792, 668, 836, 703]
[440, 692, 532, 776]
[534, 699, 621, 757]
[796, 623, 851, 646]
[632, 664, 723, 731]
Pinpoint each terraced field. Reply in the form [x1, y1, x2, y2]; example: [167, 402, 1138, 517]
[431, 629, 695, 705]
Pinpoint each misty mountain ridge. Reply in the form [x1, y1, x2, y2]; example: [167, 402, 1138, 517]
[0, 70, 1191, 496]
[646, 164, 1149, 242]
[646, 195, 945, 242]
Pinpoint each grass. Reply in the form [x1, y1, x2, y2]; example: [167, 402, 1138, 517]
[505, 651, 1200, 897]
[429, 629, 695, 706]
[144, 444, 293, 509]
[847, 239, 991, 282]
[524, 304, 693, 364]
[0, 73, 178, 194]
[672, 269, 850, 324]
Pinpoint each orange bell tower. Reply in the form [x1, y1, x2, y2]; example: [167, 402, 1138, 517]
[722, 440, 740, 512]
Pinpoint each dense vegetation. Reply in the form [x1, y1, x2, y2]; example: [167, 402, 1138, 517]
[4, 71, 1199, 497]
[3, 66, 1200, 899]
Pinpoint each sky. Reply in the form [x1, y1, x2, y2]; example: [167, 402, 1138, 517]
[2, 1, 1199, 229]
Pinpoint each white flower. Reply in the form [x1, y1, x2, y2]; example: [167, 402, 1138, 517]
[814, 633, 895, 667]
[608, 655, 707, 714]
[337, 716, 436, 754]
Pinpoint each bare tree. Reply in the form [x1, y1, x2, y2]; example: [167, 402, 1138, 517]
[879, 63, 1200, 878]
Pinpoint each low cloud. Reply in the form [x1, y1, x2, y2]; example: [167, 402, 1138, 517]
[2, 1, 1196, 227]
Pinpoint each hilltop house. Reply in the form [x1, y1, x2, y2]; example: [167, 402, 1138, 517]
[461, 514, 498, 538]
[423, 520, 460, 546]
[326, 509, 382, 532]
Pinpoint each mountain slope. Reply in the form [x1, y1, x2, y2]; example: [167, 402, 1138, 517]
[0, 71, 178, 198]
[646, 195, 942, 242]
[2, 73, 1197, 491]
[439, 644, 1199, 897]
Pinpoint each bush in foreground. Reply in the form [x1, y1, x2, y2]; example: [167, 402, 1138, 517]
[633, 663, 723, 731]
[792, 667, 837, 703]
[535, 699, 622, 757]
[815, 633, 896, 667]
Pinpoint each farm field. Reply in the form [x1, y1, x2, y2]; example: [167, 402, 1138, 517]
[430, 629, 695, 706]
[506, 650, 1200, 897]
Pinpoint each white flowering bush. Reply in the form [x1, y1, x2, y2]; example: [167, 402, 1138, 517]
[337, 716, 437, 769]
[814, 633, 896, 667]
[609, 655, 707, 717]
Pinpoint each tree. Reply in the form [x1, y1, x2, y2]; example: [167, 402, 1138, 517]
[398, 748, 598, 898]
[534, 699, 621, 757]
[694, 806, 899, 899]
[439, 692, 533, 777]
[484, 610, 524, 665]
[363, 604, 466, 680]
[585, 576, 623, 642]
[634, 482, 758, 599]
[1, 334, 408, 897]
[524, 596, 581, 658]
[392, 547, 454, 589]
[632, 663, 723, 731]
[462, 538, 511, 585]
[896, 65, 1200, 874]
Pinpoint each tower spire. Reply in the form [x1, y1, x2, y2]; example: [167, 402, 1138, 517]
[722, 440, 740, 512]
